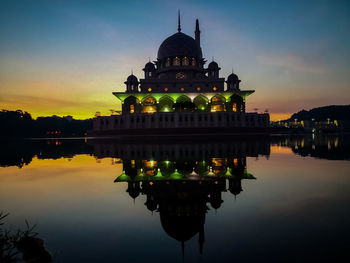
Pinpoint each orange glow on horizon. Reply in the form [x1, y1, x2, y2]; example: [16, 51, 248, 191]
[270, 113, 292, 121]
[270, 145, 293, 154]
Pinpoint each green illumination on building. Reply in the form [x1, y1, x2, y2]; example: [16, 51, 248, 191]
[113, 91, 254, 103]
[170, 169, 183, 180]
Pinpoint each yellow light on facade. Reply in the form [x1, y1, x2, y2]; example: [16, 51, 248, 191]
[211, 105, 224, 112]
[142, 106, 156, 114]
[232, 103, 237, 112]
[148, 88, 152, 92]
[213, 86, 217, 91]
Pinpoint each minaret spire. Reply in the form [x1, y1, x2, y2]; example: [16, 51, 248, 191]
[178, 9, 181, 32]
[195, 18, 201, 47]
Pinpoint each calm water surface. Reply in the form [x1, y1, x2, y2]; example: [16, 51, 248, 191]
[1, 136, 349, 262]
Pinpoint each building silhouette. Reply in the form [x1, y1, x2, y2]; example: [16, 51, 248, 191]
[91, 12, 269, 135]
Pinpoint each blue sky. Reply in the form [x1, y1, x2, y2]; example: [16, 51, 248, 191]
[0, 0, 349, 119]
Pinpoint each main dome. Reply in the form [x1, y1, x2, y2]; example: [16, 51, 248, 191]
[157, 32, 203, 60]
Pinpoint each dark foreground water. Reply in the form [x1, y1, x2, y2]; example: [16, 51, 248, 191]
[1, 135, 350, 262]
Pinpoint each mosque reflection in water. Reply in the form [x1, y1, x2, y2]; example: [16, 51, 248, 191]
[117, 158, 252, 254]
[1, 136, 349, 261]
[91, 140, 270, 255]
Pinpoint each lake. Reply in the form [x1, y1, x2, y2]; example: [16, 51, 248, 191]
[1, 135, 349, 262]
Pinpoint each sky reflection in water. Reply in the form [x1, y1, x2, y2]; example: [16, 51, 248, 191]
[0, 136, 349, 262]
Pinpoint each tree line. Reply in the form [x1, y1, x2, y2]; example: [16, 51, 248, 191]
[0, 110, 92, 138]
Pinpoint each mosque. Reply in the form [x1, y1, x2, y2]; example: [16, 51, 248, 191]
[92, 13, 269, 135]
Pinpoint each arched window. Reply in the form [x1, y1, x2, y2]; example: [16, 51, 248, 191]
[142, 96, 157, 114]
[229, 95, 243, 113]
[192, 58, 196, 66]
[143, 160, 158, 176]
[174, 95, 194, 112]
[211, 158, 227, 176]
[182, 57, 189, 66]
[124, 96, 139, 114]
[166, 58, 171, 67]
[173, 57, 180, 66]
[210, 95, 225, 112]
[194, 95, 209, 111]
[159, 95, 174, 112]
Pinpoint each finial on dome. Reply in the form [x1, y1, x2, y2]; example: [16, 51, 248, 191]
[131, 69, 133, 75]
[178, 9, 181, 32]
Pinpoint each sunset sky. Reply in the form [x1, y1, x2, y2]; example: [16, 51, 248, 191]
[1, 0, 349, 120]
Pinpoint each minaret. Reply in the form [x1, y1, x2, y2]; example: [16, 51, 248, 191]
[195, 19, 200, 47]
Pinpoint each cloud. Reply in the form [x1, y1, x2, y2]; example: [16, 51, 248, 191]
[257, 53, 328, 74]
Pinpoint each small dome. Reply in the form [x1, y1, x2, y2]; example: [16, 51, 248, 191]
[144, 62, 155, 71]
[227, 73, 239, 82]
[127, 74, 138, 83]
[157, 32, 202, 60]
[208, 61, 219, 69]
